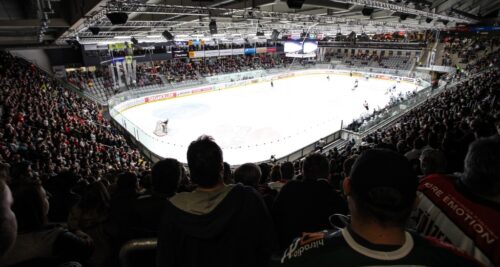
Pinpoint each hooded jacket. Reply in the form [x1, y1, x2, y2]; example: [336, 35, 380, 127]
[156, 184, 276, 267]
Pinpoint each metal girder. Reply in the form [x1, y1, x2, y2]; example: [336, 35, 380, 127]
[331, 0, 476, 23]
[0, 18, 69, 28]
[435, 0, 463, 13]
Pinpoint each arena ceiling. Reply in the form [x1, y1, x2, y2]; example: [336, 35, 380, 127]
[0, 0, 499, 47]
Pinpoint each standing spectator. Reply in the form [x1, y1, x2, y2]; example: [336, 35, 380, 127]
[415, 136, 500, 266]
[234, 163, 261, 188]
[269, 164, 285, 192]
[156, 136, 276, 267]
[418, 148, 447, 177]
[67, 181, 111, 267]
[279, 149, 482, 266]
[273, 153, 348, 250]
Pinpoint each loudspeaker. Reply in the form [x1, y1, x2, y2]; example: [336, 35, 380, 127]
[256, 31, 265, 36]
[89, 27, 100, 35]
[399, 13, 409, 20]
[106, 12, 128, 25]
[131, 37, 138, 45]
[162, 30, 174, 41]
[209, 20, 217, 34]
[362, 7, 374, 16]
[425, 18, 433, 23]
[271, 29, 279, 41]
[286, 0, 305, 9]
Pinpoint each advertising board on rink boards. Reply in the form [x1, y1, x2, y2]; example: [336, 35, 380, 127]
[113, 69, 416, 114]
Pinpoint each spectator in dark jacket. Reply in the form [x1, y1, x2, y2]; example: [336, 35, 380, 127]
[132, 158, 182, 237]
[272, 153, 348, 250]
[156, 135, 276, 267]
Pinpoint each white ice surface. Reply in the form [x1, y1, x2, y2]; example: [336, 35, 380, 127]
[114, 74, 419, 164]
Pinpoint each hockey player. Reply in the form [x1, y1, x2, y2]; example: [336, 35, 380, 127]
[271, 80, 274, 88]
[326, 75, 330, 81]
[363, 100, 369, 111]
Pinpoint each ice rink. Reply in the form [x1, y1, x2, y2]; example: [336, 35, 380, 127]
[113, 73, 420, 164]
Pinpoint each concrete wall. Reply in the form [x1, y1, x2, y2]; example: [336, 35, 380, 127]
[9, 49, 52, 74]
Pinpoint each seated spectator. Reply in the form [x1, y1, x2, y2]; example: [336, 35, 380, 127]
[131, 158, 182, 237]
[418, 148, 447, 177]
[223, 162, 234, 184]
[106, 172, 139, 262]
[0, 176, 16, 260]
[273, 153, 348, 250]
[279, 149, 482, 266]
[415, 136, 500, 266]
[156, 136, 276, 267]
[268, 164, 285, 192]
[67, 181, 111, 267]
[234, 163, 261, 187]
[2, 179, 93, 266]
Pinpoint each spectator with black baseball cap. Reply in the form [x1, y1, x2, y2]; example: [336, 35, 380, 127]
[279, 149, 483, 266]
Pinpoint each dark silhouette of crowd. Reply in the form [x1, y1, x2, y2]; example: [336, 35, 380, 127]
[0, 36, 499, 267]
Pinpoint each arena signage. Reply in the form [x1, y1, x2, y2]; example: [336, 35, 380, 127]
[144, 92, 177, 103]
[219, 49, 233, 56]
[233, 49, 244, 55]
[244, 48, 256, 55]
[256, 47, 267, 54]
[204, 50, 220, 57]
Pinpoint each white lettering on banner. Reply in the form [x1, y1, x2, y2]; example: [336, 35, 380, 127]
[423, 182, 497, 245]
[145, 92, 176, 102]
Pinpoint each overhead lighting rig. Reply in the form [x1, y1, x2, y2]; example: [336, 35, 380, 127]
[332, 0, 475, 24]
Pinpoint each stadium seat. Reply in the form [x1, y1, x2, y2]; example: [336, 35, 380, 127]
[119, 238, 157, 267]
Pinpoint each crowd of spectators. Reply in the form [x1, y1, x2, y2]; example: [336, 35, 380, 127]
[442, 35, 499, 65]
[66, 54, 291, 95]
[0, 35, 499, 267]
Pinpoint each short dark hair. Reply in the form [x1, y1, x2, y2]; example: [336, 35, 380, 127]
[258, 163, 271, 184]
[342, 155, 358, 178]
[302, 153, 329, 181]
[420, 148, 446, 176]
[281, 162, 294, 181]
[462, 135, 500, 196]
[115, 172, 138, 196]
[151, 158, 181, 197]
[234, 163, 261, 187]
[349, 149, 417, 227]
[187, 135, 223, 188]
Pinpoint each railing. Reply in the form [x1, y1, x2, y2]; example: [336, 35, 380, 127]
[330, 67, 495, 151]
[107, 66, 431, 165]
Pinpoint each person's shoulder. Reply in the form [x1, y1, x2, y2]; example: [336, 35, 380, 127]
[280, 230, 343, 266]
